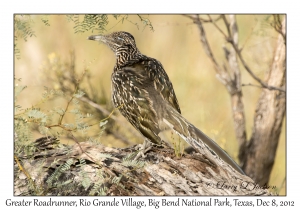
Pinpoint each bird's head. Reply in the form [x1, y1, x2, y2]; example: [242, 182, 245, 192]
[88, 31, 138, 54]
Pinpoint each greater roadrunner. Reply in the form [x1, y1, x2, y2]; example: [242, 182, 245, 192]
[88, 31, 245, 175]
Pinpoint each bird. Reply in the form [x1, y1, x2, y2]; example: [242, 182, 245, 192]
[88, 31, 245, 175]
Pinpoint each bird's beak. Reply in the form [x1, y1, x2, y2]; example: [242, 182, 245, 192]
[87, 34, 117, 52]
[87, 35, 104, 41]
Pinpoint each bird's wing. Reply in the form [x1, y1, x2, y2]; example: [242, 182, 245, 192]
[111, 66, 162, 145]
[141, 58, 181, 114]
[112, 57, 181, 144]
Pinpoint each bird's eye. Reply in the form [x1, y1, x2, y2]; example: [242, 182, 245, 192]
[117, 37, 124, 41]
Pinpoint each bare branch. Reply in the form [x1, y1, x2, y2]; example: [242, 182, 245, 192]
[222, 15, 247, 162]
[207, 15, 228, 39]
[184, 14, 286, 185]
[184, 14, 248, 165]
[222, 15, 233, 41]
[186, 15, 232, 89]
[244, 16, 286, 184]
[205, 15, 286, 93]
[242, 83, 266, 88]
[222, 15, 285, 93]
[228, 15, 239, 45]
[232, 43, 285, 92]
[183, 14, 222, 23]
[79, 96, 143, 141]
[271, 15, 286, 42]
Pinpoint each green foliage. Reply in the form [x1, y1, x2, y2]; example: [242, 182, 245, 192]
[137, 15, 154, 31]
[14, 120, 35, 157]
[90, 185, 108, 196]
[14, 78, 35, 157]
[14, 78, 26, 111]
[89, 170, 114, 196]
[88, 152, 147, 196]
[14, 15, 155, 194]
[14, 71, 120, 195]
[113, 15, 120, 19]
[15, 52, 120, 145]
[14, 14, 154, 59]
[77, 158, 92, 189]
[44, 158, 87, 195]
[66, 14, 155, 34]
[116, 15, 154, 32]
[27, 109, 47, 124]
[14, 43, 21, 60]
[14, 15, 36, 42]
[111, 175, 125, 190]
[122, 152, 146, 168]
[46, 159, 74, 186]
[14, 65, 98, 150]
[67, 14, 109, 34]
[14, 52, 102, 141]
[97, 152, 113, 159]
[41, 15, 50, 26]
[89, 170, 108, 196]
[74, 90, 85, 98]
[14, 15, 50, 59]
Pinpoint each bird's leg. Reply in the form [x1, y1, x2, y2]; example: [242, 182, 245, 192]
[134, 140, 153, 160]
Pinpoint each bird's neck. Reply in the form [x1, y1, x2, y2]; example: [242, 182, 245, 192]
[115, 46, 142, 67]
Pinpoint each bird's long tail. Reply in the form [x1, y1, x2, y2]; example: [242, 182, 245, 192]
[162, 105, 245, 175]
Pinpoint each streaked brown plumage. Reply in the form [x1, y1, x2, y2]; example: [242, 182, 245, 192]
[88, 31, 245, 175]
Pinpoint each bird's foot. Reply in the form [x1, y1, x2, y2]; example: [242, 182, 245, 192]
[134, 141, 153, 160]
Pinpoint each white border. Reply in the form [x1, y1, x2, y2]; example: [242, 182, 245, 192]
[1, 0, 298, 209]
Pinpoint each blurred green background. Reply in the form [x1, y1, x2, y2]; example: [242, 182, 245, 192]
[14, 15, 286, 195]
